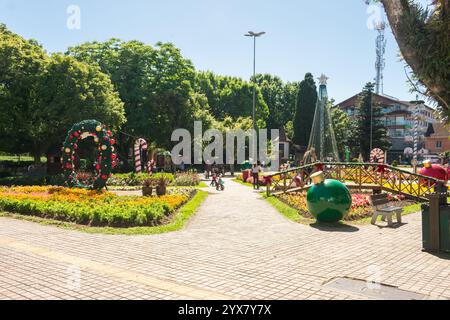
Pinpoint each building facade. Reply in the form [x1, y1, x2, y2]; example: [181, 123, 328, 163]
[425, 122, 450, 156]
[337, 93, 437, 163]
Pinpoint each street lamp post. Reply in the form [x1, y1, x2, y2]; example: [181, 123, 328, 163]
[245, 31, 265, 131]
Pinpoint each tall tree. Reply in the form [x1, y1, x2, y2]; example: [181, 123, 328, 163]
[194, 71, 269, 126]
[329, 100, 351, 158]
[0, 25, 126, 162]
[67, 40, 201, 152]
[292, 73, 318, 148]
[374, 0, 450, 119]
[253, 74, 299, 130]
[352, 83, 391, 160]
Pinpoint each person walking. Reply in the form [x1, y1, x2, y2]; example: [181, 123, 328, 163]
[252, 162, 262, 190]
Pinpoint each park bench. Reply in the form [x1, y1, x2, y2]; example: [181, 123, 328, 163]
[370, 193, 403, 226]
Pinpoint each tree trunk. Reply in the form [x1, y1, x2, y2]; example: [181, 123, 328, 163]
[32, 143, 42, 164]
[381, 0, 449, 110]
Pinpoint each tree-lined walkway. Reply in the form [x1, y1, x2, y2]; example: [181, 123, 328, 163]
[0, 179, 449, 300]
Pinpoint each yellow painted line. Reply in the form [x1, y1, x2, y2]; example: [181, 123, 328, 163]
[0, 237, 231, 300]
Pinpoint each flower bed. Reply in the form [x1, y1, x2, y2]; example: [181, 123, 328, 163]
[276, 192, 410, 221]
[0, 186, 191, 227]
[108, 172, 201, 187]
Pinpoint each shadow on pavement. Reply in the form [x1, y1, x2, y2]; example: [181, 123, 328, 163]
[309, 222, 359, 233]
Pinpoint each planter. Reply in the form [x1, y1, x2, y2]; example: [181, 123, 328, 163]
[156, 185, 167, 196]
[142, 186, 153, 197]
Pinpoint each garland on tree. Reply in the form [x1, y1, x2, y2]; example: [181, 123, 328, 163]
[61, 120, 117, 190]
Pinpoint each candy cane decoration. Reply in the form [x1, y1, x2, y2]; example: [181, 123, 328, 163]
[134, 138, 148, 173]
[370, 148, 385, 164]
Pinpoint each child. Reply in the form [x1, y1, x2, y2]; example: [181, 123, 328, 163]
[210, 173, 217, 187]
[216, 174, 225, 191]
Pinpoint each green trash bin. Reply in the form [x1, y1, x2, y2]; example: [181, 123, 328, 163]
[440, 206, 450, 253]
[422, 203, 450, 253]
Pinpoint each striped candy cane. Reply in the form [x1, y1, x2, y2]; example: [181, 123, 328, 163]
[370, 148, 385, 164]
[134, 138, 148, 173]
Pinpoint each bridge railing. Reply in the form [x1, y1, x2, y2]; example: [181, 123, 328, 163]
[265, 162, 446, 200]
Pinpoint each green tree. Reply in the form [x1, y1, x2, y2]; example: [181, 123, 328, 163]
[0, 24, 48, 157]
[292, 73, 318, 148]
[194, 72, 269, 126]
[0, 25, 126, 162]
[329, 100, 351, 157]
[67, 40, 200, 151]
[33, 54, 125, 159]
[373, 0, 450, 119]
[253, 74, 299, 130]
[352, 82, 391, 160]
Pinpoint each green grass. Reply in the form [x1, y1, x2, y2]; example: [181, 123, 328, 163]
[264, 194, 423, 225]
[263, 194, 312, 225]
[198, 181, 208, 188]
[0, 190, 208, 235]
[232, 178, 253, 187]
[107, 182, 208, 191]
[0, 155, 46, 163]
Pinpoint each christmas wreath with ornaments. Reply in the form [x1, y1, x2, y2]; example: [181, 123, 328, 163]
[61, 120, 117, 190]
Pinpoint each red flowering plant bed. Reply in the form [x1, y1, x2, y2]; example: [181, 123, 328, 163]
[276, 191, 414, 221]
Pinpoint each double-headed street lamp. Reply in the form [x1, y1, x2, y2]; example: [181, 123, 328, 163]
[245, 31, 265, 131]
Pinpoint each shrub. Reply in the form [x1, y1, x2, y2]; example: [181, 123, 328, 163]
[108, 172, 175, 187]
[173, 173, 200, 186]
[108, 173, 151, 186]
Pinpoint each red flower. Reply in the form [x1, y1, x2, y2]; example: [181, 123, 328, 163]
[73, 131, 79, 137]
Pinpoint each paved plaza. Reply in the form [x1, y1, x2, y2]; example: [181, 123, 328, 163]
[0, 179, 449, 300]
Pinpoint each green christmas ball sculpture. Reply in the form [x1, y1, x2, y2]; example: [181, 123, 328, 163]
[307, 171, 352, 223]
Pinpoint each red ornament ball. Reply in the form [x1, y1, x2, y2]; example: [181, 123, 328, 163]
[110, 138, 115, 145]
[419, 164, 447, 181]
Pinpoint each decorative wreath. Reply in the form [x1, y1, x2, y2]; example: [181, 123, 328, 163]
[61, 120, 117, 190]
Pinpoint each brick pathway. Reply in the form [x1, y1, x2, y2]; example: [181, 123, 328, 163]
[0, 178, 449, 300]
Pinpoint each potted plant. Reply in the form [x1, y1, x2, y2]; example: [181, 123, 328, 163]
[156, 175, 170, 196]
[142, 178, 154, 197]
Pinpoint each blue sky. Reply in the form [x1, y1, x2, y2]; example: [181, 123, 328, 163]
[0, 0, 432, 104]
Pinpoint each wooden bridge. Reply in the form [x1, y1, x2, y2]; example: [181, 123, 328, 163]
[265, 162, 447, 201]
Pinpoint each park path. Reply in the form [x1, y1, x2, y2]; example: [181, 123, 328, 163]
[0, 178, 449, 300]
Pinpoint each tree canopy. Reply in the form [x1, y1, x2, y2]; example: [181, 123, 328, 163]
[377, 0, 450, 120]
[293, 73, 318, 148]
[0, 25, 126, 162]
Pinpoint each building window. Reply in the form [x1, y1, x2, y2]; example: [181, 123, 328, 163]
[436, 141, 442, 149]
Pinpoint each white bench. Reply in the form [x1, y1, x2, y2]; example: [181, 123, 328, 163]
[370, 194, 403, 226]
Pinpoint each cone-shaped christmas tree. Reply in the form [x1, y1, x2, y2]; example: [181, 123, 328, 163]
[305, 74, 339, 162]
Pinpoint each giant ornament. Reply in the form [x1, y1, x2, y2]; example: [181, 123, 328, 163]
[307, 171, 352, 223]
[419, 160, 447, 181]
